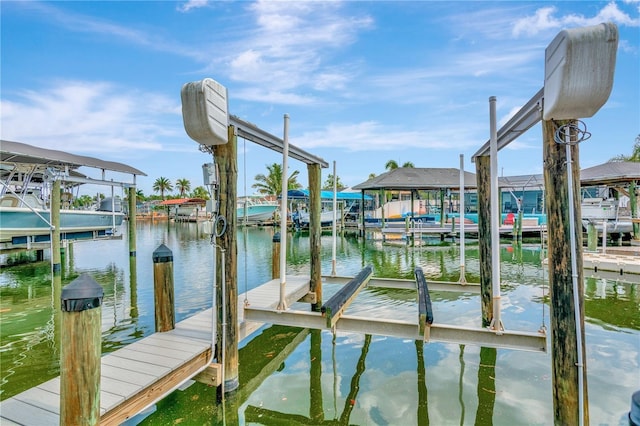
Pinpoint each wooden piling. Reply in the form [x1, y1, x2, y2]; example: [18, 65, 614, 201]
[128, 186, 137, 257]
[51, 179, 61, 275]
[153, 244, 175, 332]
[214, 124, 239, 392]
[475, 155, 493, 326]
[60, 274, 103, 426]
[542, 119, 589, 425]
[272, 232, 281, 280]
[308, 162, 322, 311]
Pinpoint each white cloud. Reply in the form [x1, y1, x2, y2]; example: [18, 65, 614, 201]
[177, 0, 209, 13]
[513, 2, 639, 37]
[0, 80, 180, 154]
[292, 121, 480, 152]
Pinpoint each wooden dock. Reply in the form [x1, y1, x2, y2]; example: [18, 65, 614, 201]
[0, 276, 310, 426]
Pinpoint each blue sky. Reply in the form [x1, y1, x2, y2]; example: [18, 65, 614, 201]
[1, 1, 639, 197]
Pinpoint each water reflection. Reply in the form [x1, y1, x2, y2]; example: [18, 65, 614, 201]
[1, 223, 638, 423]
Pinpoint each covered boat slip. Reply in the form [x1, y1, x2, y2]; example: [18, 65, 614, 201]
[0, 140, 146, 252]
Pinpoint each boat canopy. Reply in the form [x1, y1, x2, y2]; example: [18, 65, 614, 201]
[1, 140, 146, 176]
[286, 189, 372, 200]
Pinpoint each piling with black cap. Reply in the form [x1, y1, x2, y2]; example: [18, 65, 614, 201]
[60, 273, 103, 426]
[272, 232, 281, 280]
[153, 243, 175, 332]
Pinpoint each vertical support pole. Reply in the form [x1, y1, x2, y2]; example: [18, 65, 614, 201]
[331, 160, 338, 276]
[272, 232, 281, 280]
[51, 179, 61, 275]
[630, 180, 639, 240]
[489, 96, 502, 331]
[476, 155, 493, 327]
[308, 162, 322, 311]
[459, 154, 466, 282]
[153, 244, 175, 332]
[360, 191, 366, 238]
[439, 189, 445, 226]
[60, 274, 103, 426]
[128, 186, 137, 257]
[278, 114, 290, 311]
[543, 119, 588, 425]
[215, 124, 239, 392]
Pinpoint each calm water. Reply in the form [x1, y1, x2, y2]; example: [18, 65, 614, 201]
[1, 221, 638, 425]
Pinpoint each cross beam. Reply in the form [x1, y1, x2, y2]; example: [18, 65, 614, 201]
[472, 88, 543, 160]
[243, 306, 547, 353]
[230, 115, 329, 168]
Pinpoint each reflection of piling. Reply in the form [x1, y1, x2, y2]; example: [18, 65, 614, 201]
[128, 187, 137, 257]
[309, 329, 324, 423]
[60, 274, 103, 425]
[474, 347, 497, 424]
[272, 232, 280, 280]
[587, 222, 598, 251]
[51, 179, 61, 275]
[153, 244, 175, 332]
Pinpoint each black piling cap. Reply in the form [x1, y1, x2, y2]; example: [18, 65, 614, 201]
[61, 273, 104, 312]
[153, 243, 173, 263]
[272, 232, 281, 243]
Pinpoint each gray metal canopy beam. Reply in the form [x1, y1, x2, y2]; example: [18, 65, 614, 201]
[472, 88, 544, 161]
[230, 115, 329, 168]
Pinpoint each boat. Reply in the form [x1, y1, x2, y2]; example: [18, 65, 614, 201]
[581, 197, 633, 236]
[0, 140, 144, 249]
[237, 197, 279, 225]
[0, 190, 124, 244]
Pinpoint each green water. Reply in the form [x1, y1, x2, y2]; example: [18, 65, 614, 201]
[1, 222, 638, 425]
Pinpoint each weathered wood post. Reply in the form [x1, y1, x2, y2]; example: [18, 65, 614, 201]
[272, 232, 281, 279]
[475, 155, 493, 326]
[587, 222, 598, 251]
[51, 179, 61, 275]
[308, 162, 322, 311]
[60, 273, 103, 425]
[153, 243, 175, 332]
[213, 124, 239, 392]
[543, 118, 589, 424]
[128, 186, 137, 257]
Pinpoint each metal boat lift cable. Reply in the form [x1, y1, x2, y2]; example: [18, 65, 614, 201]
[554, 120, 590, 426]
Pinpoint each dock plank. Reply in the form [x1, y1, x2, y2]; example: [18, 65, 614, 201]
[0, 274, 311, 426]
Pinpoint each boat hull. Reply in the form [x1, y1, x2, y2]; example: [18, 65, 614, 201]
[237, 204, 278, 224]
[0, 207, 124, 243]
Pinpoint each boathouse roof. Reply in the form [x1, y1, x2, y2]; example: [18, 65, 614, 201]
[351, 167, 477, 191]
[0, 140, 146, 176]
[580, 161, 640, 186]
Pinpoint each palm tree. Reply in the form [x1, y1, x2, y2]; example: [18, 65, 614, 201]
[322, 174, 346, 191]
[191, 186, 210, 200]
[385, 160, 415, 170]
[385, 160, 399, 171]
[609, 135, 640, 162]
[153, 177, 173, 200]
[252, 163, 302, 197]
[176, 178, 191, 197]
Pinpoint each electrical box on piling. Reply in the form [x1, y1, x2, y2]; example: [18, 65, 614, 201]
[543, 22, 618, 120]
[181, 78, 229, 145]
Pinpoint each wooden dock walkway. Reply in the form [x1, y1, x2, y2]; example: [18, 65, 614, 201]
[0, 277, 310, 426]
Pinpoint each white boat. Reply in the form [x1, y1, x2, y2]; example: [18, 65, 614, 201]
[237, 198, 279, 224]
[581, 197, 633, 235]
[1, 140, 144, 249]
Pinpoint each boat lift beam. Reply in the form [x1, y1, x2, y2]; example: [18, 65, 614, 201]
[230, 115, 329, 168]
[322, 275, 481, 294]
[471, 88, 543, 160]
[244, 306, 547, 353]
